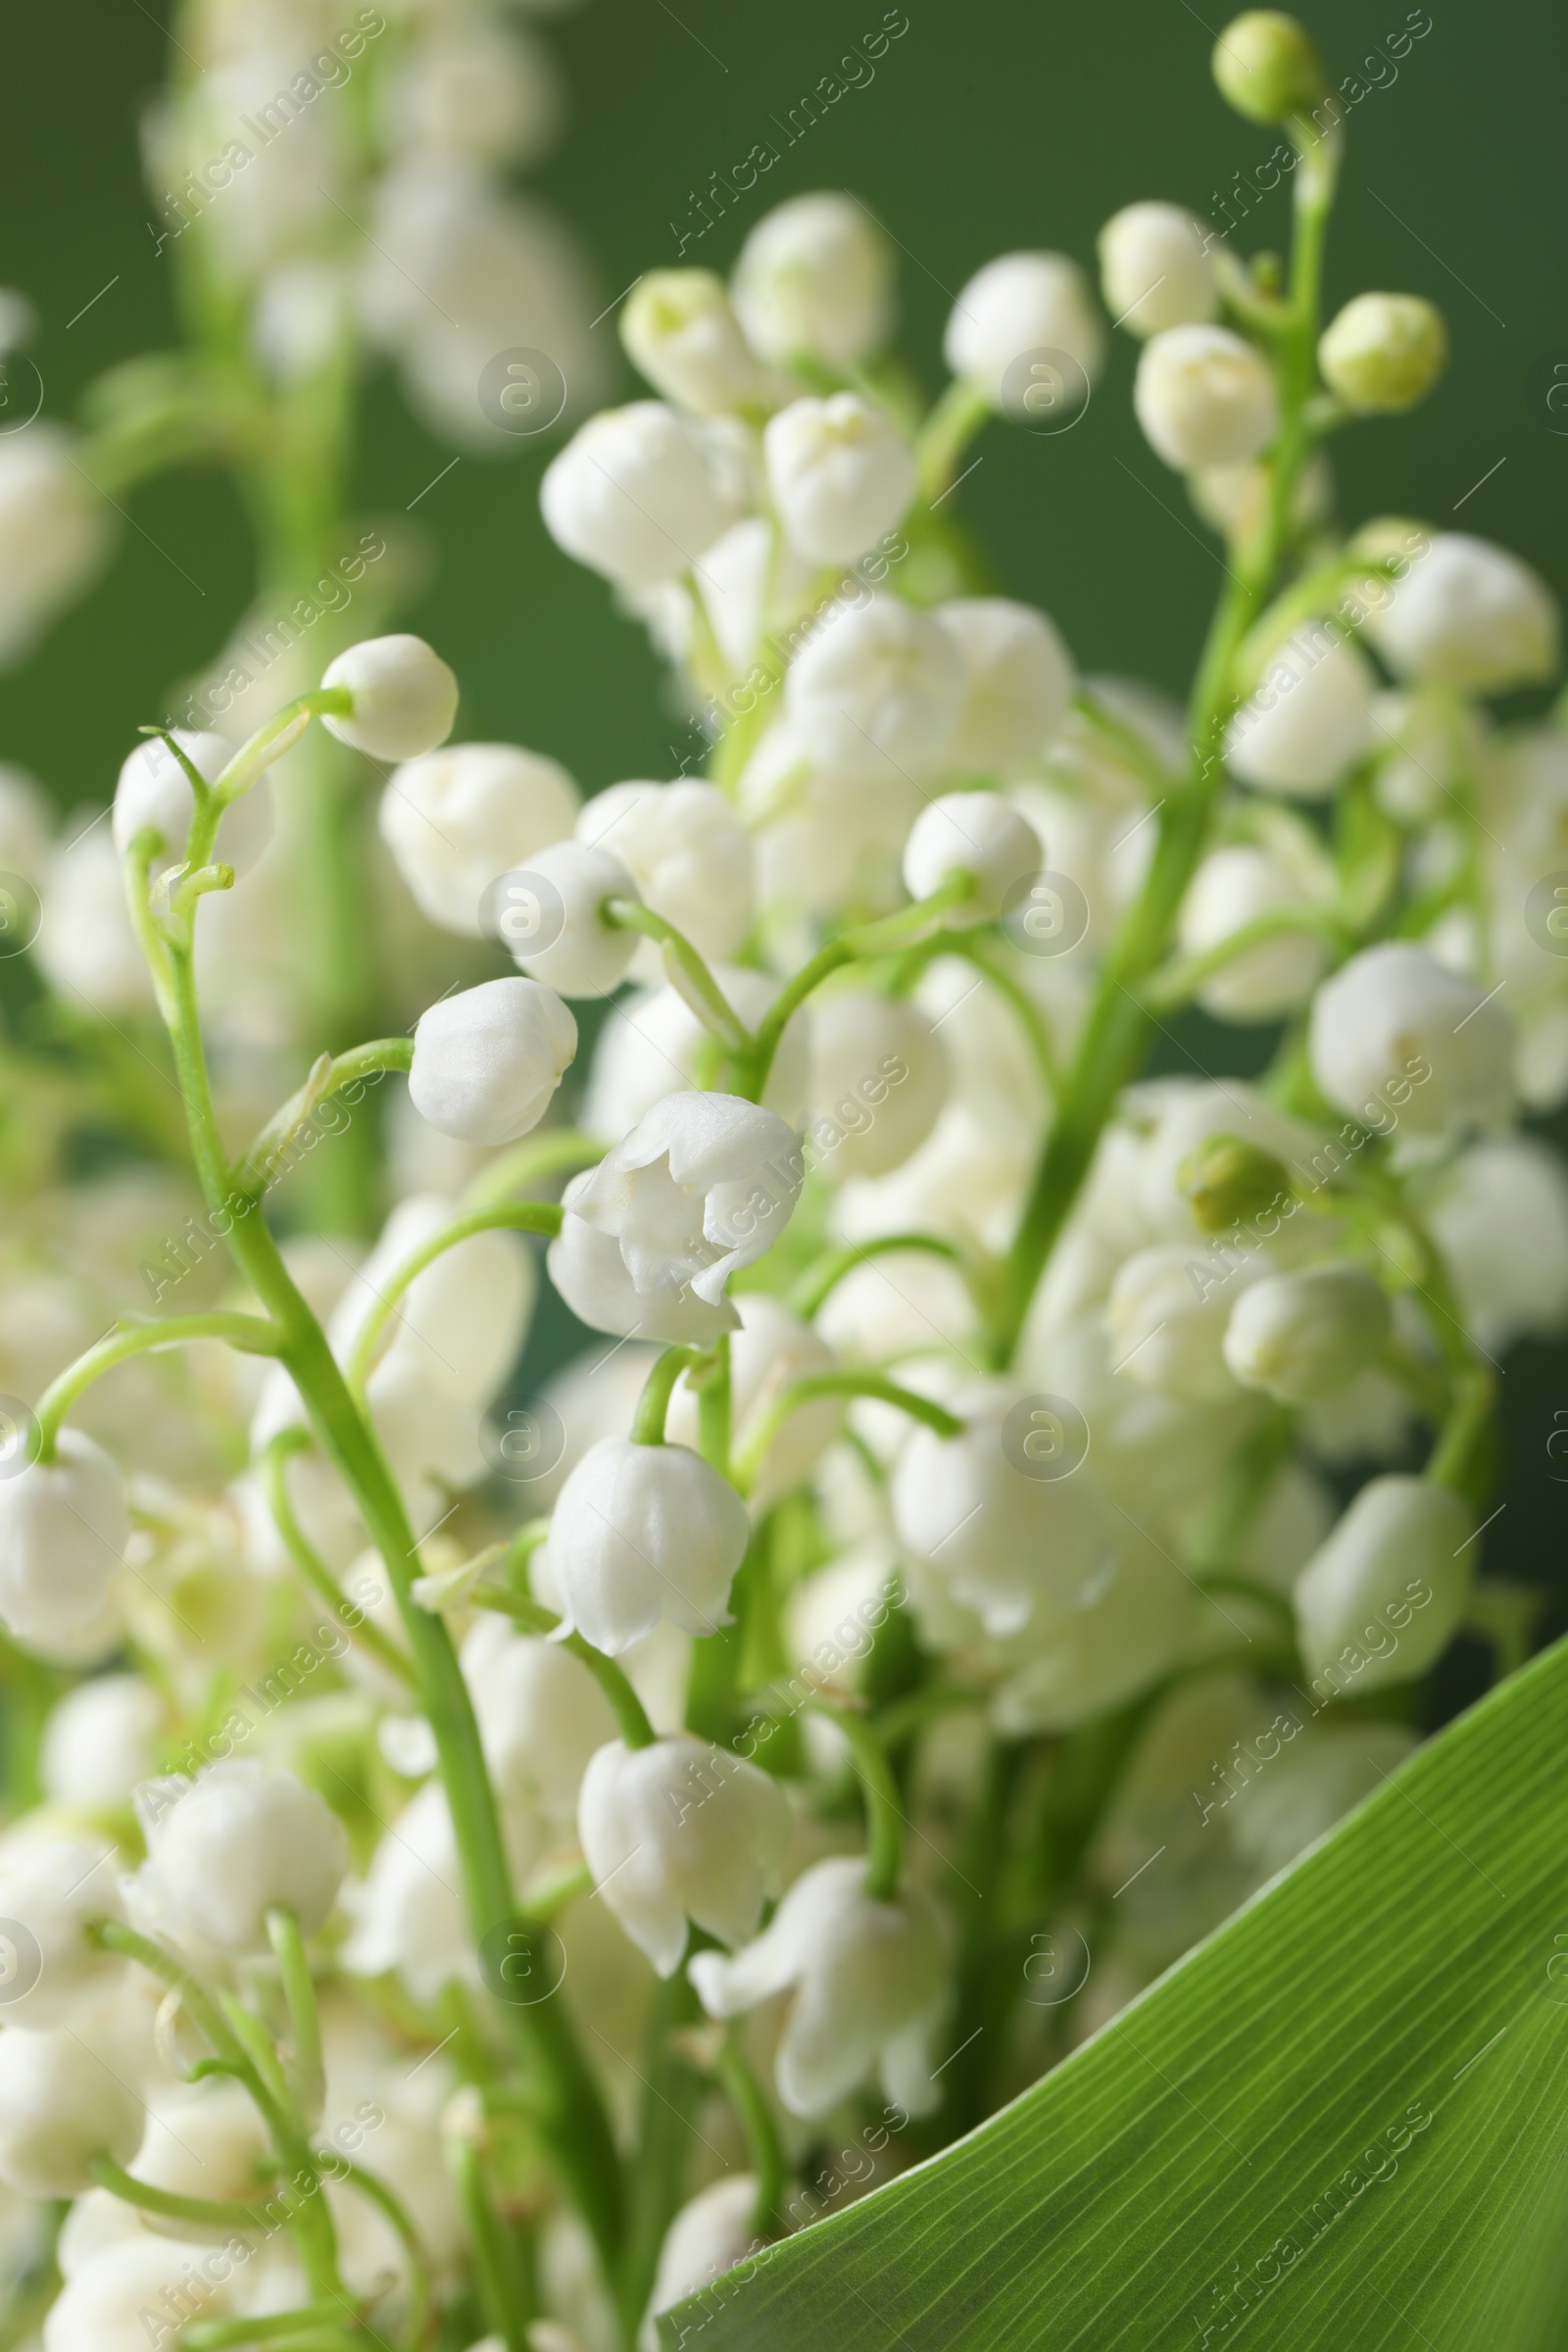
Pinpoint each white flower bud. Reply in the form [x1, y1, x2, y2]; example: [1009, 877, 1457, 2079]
[1427, 1137, 1568, 1353]
[669, 1293, 841, 1507]
[0, 1431, 128, 1661]
[1211, 11, 1327, 122]
[643, 2178, 761, 2351]
[320, 635, 459, 761]
[1226, 629, 1377, 796]
[509, 838, 641, 999]
[786, 596, 964, 782]
[1308, 942, 1514, 1136]
[1135, 325, 1279, 471]
[462, 1617, 615, 1822]
[1364, 532, 1559, 692]
[732, 191, 895, 368]
[1177, 838, 1329, 1019]
[890, 1391, 1124, 1636]
[42, 2230, 236, 2352]
[0, 1837, 128, 2026]
[936, 598, 1075, 774]
[540, 402, 735, 588]
[805, 990, 947, 1179]
[0, 425, 114, 668]
[1107, 1243, 1245, 1404]
[40, 1676, 166, 1811]
[1223, 1262, 1391, 1403]
[112, 731, 272, 877]
[550, 1093, 804, 1338]
[943, 253, 1106, 413]
[576, 780, 753, 967]
[1190, 450, 1333, 538]
[1294, 1475, 1471, 1693]
[903, 791, 1041, 922]
[691, 1856, 947, 2117]
[128, 2080, 272, 2231]
[378, 744, 579, 936]
[622, 270, 770, 415]
[410, 976, 576, 1147]
[33, 827, 154, 1018]
[0, 2024, 143, 2196]
[544, 1437, 750, 1651]
[136, 1761, 348, 1956]
[1319, 292, 1446, 413]
[1098, 202, 1218, 337]
[763, 393, 914, 566]
[578, 1735, 790, 1974]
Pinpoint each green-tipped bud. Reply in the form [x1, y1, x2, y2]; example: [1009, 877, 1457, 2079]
[1178, 1133, 1295, 1233]
[1212, 12, 1327, 122]
[1318, 293, 1447, 414]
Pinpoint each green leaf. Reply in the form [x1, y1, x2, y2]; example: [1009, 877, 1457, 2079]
[664, 1635, 1568, 2351]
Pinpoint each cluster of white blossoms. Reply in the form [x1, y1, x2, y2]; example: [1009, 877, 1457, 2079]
[1, 13, 1567, 2352]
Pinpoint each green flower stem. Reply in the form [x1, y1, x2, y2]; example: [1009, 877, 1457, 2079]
[871, 1682, 984, 1756]
[788, 1234, 962, 1319]
[1143, 908, 1344, 1014]
[342, 1200, 564, 1396]
[87, 2156, 273, 2238]
[1231, 554, 1400, 694]
[695, 1331, 732, 1480]
[715, 2033, 787, 2238]
[236, 1038, 414, 1199]
[1380, 1340, 1451, 1425]
[450, 2131, 531, 2352]
[915, 378, 991, 502]
[467, 1584, 658, 1752]
[260, 1431, 416, 1688]
[997, 126, 1337, 1368]
[730, 1372, 963, 1496]
[1428, 1365, 1495, 1505]
[738, 876, 976, 1102]
[1069, 689, 1180, 801]
[631, 1346, 709, 1444]
[807, 1701, 904, 1899]
[32, 1311, 280, 1460]
[330, 2158, 432, 2346]
[267, 1907, 324, 2124]
[602, 899, 753, 1054]
[181, 2313, 356, 2351]
[157, 939, 625, 2270]
[462, 1128, 605, 1210]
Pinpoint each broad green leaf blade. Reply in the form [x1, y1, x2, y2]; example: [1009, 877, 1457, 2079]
[666, 1636, 1568, 2352]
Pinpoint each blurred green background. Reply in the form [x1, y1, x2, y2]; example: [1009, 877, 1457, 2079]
[1, 0, 1564, 1684]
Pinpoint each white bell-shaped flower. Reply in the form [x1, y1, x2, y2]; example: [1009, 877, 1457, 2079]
[33, 825, 155, 1019]
[0, 1836, 128, 2026]
[340, 1780, 543, 2005]
[410, 976, 577, 1147]
[40, 1675, 166, 1810]
[1107, 1243, 1247, 1404]
[0, 1430, 127, 1661]
[575, 779, 753, 967]
[1364, 531, 1558, 691]
[1308, 942, 1514, 1137]
[936, 598, 1075, 775]
[320, 635, 459, 761]
[805, 989, 948, 1180]
[113, 729, 272, 877]
[134, 1761, 348, 1956]
[890, 1390, 1124, 1636]
[1223, 1262, 1391, 1404]
[785, 596, 964, 782]
[1427, 1137, 1568, 1353]
[691, 1856, 948, 2118]
[0, 2023, 144, 2197]
[731, 192, 894, 369]
[943, 252, 1106, 413]
[41, 2228, 237, 2351]
[763, 393, 914, 566]
[641, 2177, 762, 2351]
[544, 1436, 750, 1650]
[1225, 629, 1377, 796]
[578, 1735, 790, 1975]
[622, 269, 771, 415]
[1134, 324, 1279, 471]
[1294, 1476, 1472, 1694]
[461, 1616, 616, 1823]
[669, 1293, 843, 1505]
[1177, 833, 1330, 1019]
[903, 791, 1042, 922]
[508, 839, 642, 999]
[549, 1093, 805, 1341]
[378, 744, 579, 936]
[1098, 202, 1218, 337]
[540, 402, 735, 588]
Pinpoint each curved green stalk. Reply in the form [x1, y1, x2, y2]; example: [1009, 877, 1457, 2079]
[1143, 907, 1344, 1013]
[260, 1431, 416, 1688]
[603, 897, 753, 1054]
[462, 1127, 605, 1209]
[467, 1583, 657, 1751]
[788, 1234, 962, 1319]
[715, 2033, 787, 2239]
[267, 1906, 324, 2124]
[236, 1038, 414, 1199]
[342, 1200, 564, 1396]
[32, 1311, 280, 1460]
[730, 1372, 963, 1495]
[807, 1702, 904, 1900]
[631, 1345, 710, 1445]
[88, 2155, 272, 2238]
